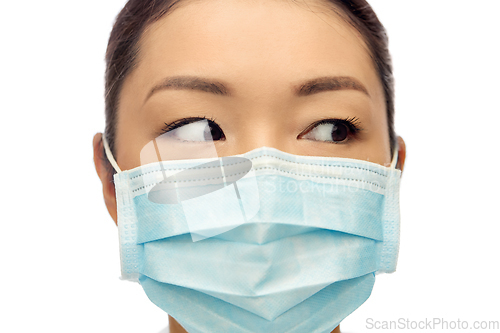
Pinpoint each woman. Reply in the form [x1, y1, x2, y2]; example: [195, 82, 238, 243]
[93, 0, 406, 332]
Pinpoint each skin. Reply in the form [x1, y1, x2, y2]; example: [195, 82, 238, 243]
[93, 0, 406, 332]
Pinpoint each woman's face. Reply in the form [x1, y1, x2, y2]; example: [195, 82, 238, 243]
[93, 3, 404, 329]
[114, 0, 392, 172]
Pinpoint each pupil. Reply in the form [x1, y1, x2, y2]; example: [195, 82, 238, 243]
[210, 125, 222, 140]
[331, 123, 348, 142]
[204, 123, 223, 141]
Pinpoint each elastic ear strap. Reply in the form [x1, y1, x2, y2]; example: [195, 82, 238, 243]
[102, 133, 122, 173]
[390, 141, 399, 169]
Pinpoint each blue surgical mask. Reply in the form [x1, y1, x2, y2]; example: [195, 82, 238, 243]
[103, 135, 401, 333]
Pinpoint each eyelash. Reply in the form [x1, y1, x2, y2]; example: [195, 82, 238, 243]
[160, 116, 218, 134]
[307, 116, 362, 134]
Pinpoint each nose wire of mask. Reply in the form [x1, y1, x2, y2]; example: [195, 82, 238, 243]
[103, 133, 402, 333]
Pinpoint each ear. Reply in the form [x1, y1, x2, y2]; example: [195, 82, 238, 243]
[93, 133, 118, 225]
[396, 136, 406, 174]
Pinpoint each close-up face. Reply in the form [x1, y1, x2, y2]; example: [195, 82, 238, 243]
[113, 0, 392, 172]
[92, 1, 405, 332]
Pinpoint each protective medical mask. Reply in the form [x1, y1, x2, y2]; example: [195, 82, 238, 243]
[102, 122, 401, 333]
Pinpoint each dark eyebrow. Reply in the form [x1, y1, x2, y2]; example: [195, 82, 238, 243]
[146, 76, 230, 101]
[295, 76, 369, 97]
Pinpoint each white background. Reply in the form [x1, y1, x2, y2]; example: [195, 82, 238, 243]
[1, 0, 499, 332]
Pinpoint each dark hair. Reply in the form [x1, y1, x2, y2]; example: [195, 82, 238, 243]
[103, 0, 395, 174]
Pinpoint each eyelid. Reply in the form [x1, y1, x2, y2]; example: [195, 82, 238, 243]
[161, 116, 217, 134]
[302, 117, 362, 134]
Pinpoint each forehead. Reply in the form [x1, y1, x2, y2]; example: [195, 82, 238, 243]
[129, 0, 381, 98]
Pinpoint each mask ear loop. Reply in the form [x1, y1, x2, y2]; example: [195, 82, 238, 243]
[102, 133, 122, 173]
[390, 141, 399, 169]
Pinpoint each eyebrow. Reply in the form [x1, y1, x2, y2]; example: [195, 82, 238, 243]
[295, 76, 369, 97]
[146, 76, 230, 102]
[145, 75, 369, 102]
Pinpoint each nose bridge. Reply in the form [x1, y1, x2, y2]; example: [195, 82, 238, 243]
[233, 93, 292, 154]
[236, 123, 286, 153]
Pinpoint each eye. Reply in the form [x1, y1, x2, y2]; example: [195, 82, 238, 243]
[161, 117, 225, 142]
[299, 117, 361, 144]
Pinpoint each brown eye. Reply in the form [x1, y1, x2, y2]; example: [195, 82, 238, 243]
[204, 121, 225, 141]
[299, 118, 360, 143]
[162, 118, 225, 142]
[330, 123, 348, 142]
